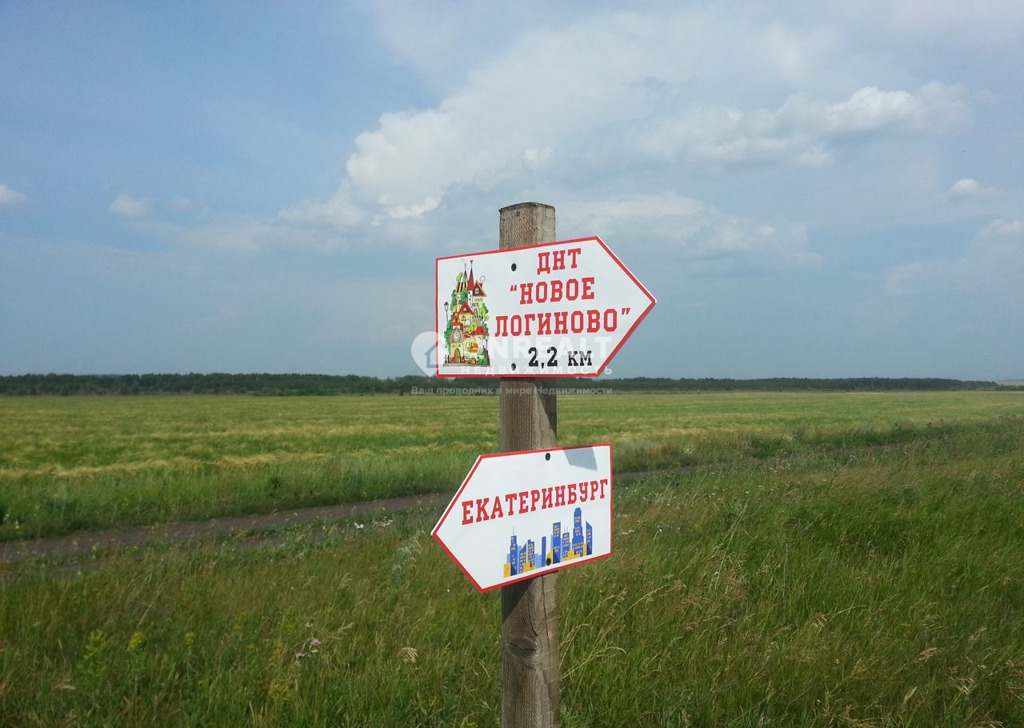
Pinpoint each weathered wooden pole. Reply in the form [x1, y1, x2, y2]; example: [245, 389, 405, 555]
[499, 202, 560, 728]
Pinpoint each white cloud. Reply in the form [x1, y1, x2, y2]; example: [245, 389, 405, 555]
[978, 218, 1024, 239]
[109, 194, 152, 218]
[809, 83, 969, 136]
[289, 8, 972, 233]
[280, 182, 366, 229]
[889, 0, 1024, 48]
[946, 178, 999, 199]
[563, 192, 822, 272]
[885, 218, 1024, 297]
[139, 215, 350, 256]
[884, 261, 928, 296]
[630, 82, 968, 168]
[0, 183, 28, 206]
[169, 196, 194, 212]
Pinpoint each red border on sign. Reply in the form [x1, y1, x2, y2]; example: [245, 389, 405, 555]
[431, 443, 615, 593]
[435, 236, 655, 378]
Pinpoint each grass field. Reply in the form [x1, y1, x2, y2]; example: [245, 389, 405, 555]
[2, 391, 1024, 726]
[2, 390, 1022, 540]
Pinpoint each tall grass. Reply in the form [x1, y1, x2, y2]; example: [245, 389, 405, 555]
[2, 409, 1023, 726]
[560, 415, 1024, 726]
[3, 391, 1022, 540]
[0, 395, 492, 539]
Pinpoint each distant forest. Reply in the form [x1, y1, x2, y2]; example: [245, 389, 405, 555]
[0, 373, 1005, 396]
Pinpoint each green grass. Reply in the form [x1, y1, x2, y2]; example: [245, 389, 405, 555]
[2, 393, 1024, 725]
[560, 416, 1024, 726]
[3, 391, 1022, 540]
[0, 395, 492, 539]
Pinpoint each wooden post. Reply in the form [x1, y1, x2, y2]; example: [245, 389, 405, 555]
[499, 202, 560, 728]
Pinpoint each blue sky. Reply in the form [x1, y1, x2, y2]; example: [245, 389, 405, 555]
[1, 1, 1021, 379]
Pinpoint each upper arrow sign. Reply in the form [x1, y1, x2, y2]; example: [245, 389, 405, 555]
[436, 236, 655, 377]
[431, 444, 613, 592]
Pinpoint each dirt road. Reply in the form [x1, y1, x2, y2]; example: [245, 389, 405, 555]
[0, 493, 450, 567]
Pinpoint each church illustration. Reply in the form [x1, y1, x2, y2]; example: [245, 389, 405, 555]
[442, 260, 490, 367]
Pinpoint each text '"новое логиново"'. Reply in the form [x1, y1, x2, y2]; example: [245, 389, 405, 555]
[492, 247, 632, 370]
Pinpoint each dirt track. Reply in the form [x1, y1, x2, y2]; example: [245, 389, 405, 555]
[0, 467, 687, 569]
[0, 493, 450, 568]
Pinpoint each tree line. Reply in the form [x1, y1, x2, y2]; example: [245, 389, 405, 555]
[0, 373, 1002, 396]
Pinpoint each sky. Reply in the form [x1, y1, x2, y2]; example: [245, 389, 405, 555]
[1, 1, 1022, 380]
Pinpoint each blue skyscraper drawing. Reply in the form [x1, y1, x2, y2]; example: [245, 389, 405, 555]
[571, 507, 584, 556]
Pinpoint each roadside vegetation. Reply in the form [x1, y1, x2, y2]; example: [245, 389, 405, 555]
[1, 391, 1023, 725]
[0, 372, 1002, 396]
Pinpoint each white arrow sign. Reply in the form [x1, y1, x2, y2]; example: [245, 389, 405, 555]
[432, 444, 613, 592]
[436, 236, 655, 377]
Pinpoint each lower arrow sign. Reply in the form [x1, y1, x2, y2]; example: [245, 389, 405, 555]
[432, 444, 613, 592]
